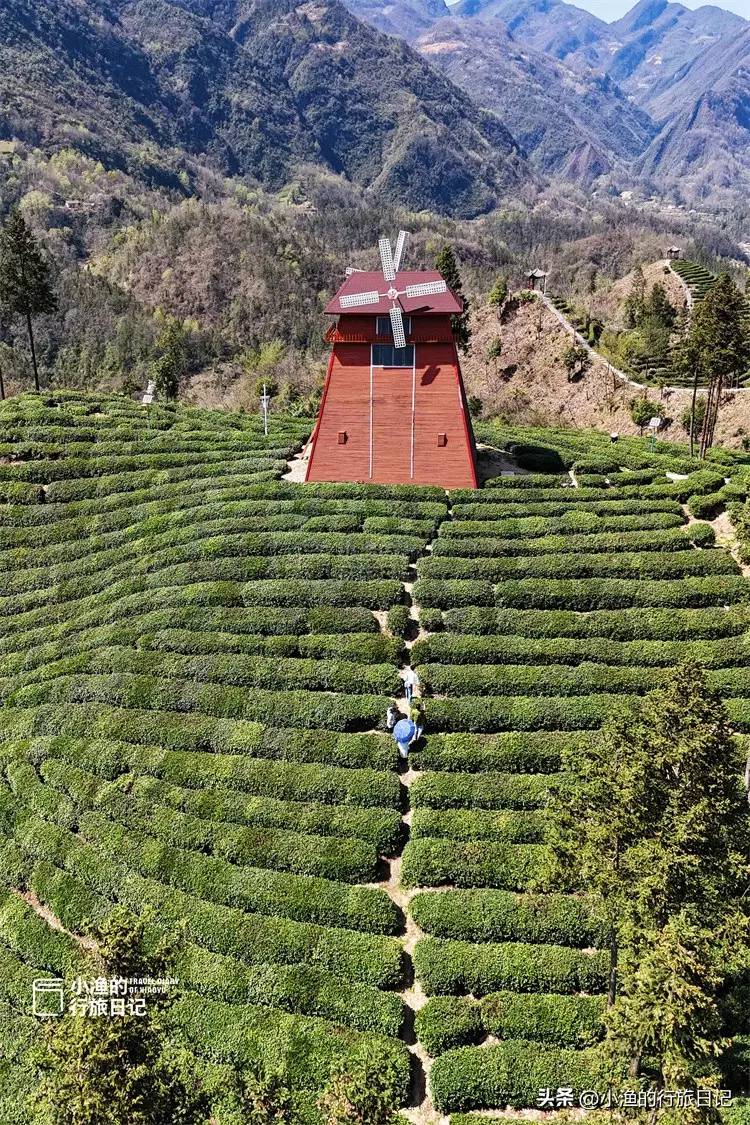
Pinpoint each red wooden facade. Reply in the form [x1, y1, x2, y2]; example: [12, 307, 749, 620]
[306, 272, 478, 489]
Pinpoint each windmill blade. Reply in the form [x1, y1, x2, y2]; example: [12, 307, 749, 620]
[390, 304, 407, 350]
[379, 237, 396, 282]
[393, 230, 409, 272]
[340, 290, 382, 308]
[404, 280, 448, 299]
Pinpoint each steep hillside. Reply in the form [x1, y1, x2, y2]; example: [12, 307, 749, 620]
[609, 0, 745, 105]
[463, 294, 750, 449]
[343, 0, 451, 38]
[0, 0, 530, 216]
[452, 0, 609, 66]
[638, 27, 750, 199]
[416, 17, 655, 181]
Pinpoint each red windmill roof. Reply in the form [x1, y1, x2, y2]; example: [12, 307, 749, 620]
[325, 270, 462, 316]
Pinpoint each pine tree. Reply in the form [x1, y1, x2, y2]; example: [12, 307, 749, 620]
[549, 666, 750, 1103]
[624, 264, 647, 329]
[0, 209, 57, 392]
[674, 275, 749, 458]
[435, 244, 470, 353]
[35, 908, 208, 1125]
[150, 316, 187, 401]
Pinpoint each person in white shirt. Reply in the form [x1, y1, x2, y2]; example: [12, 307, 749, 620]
[402, 666, 420, 702]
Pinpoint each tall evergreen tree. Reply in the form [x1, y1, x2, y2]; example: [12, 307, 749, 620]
[624, 264, 647, 328]
[674, 275, 749, 458]
[0, 209, 56, 392]
[35, 908, 208, 1125]
[435, 244, 470, 353]
[548, 666, 750, 1105]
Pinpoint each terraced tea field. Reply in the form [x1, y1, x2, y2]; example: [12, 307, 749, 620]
[1, 392, 750, 1123]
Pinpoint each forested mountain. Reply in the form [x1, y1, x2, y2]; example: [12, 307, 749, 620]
[416, 17, 655, 183]
[0, 0, 529, 217]
[345, 0, 750, 200]
[638, 27, 750, 199]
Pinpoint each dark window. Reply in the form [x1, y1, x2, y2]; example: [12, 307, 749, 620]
[376, 315, 411, 338]
[437, 433, 447, 447]
[372, 344, 414, 368]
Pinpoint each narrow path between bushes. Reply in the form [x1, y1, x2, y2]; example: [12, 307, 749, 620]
[375, 504, 448, 1125]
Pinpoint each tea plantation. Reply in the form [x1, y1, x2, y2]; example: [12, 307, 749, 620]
[1, 394, 750, 1122]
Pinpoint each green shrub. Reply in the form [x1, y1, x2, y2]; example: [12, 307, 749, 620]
[386, 605, 411, 639]
[410, 808, 545, 843]
[417, 731, 578, 773]
[430, 1041, 604, 1112]
[410, 770, 559, 809]
[443, 605, 749, 640]
[410, 889, 604, 946]
[414, 937, 608, 996]
[401, 839, 550, 889]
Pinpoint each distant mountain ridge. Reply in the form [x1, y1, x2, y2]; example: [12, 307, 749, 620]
[342, 0, 750, 202]
[0, 0, 530, 217]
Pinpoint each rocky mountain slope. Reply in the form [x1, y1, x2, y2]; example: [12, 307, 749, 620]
[345, 0, 750, 200]
[0, 0, 529, 216]
[416, 17, 655, 182]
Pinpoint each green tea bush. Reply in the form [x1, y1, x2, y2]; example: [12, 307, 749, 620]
[443, 605, 749, 640]
[411, 770, 559, 809]
[414, 937, 608, 996]
[401, 839, 550, 889]
[430, 1041, 604, 1112]
[410, 808, 545, 843]
[410, 889, 604, 946]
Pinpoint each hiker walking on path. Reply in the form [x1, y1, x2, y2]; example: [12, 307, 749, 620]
[403, 666, 420, 702]
[409, 700, 424, 743]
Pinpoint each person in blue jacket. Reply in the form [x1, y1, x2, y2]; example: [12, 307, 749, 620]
[393, 717, 415, 761]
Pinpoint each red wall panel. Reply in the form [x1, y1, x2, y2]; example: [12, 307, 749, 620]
[307, 322, 477, 489]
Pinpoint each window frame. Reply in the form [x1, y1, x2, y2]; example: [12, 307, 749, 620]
[376, 315, 411, 339]
[371, 344, 415, 368]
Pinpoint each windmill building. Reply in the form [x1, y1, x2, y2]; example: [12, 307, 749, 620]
[306, 234, 478, 488]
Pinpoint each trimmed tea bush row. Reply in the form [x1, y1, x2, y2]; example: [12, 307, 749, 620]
[120, 773, 403, 853]
[414, 937, 608, 996]
[415, 576, 750, 611]
[442, 605, 750, 640]
[417, 662, 750, 699]
[410, 808, 545, 843]
[9, 676, 390, 733]
[3, 552, 413, 601]
[439, 511, 685, 539]
[430, 1041, 603, 1113]
[14, 647, 399, 697]
[410, 889, 605, 947]
[91, 789, 380, 883]
[401, 839, 550, 889]
[411, 770, 560, 809]
[28, 733, 400, 807]
[451, 500, 684, 522]
[416, 990, 605, 1054]
[416, 731, 587, 774]
[418, 550, 736, 582]
[432, 525, 713, 558]
[5, 705, 395, 770]
[412, 633, 749, 669]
